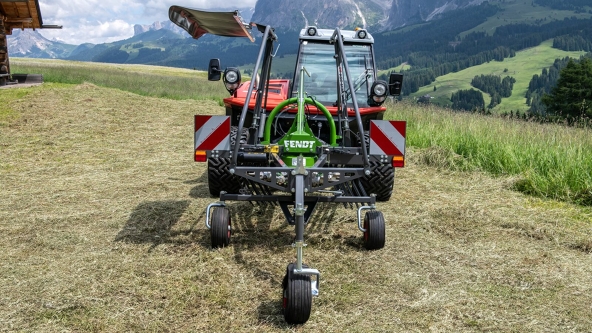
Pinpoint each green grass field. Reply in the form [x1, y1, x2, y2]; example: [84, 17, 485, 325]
[10, 58, 228, 102]
[411, 40, 588, 112]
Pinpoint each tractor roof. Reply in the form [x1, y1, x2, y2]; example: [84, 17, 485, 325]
[299, 27, 374, 44]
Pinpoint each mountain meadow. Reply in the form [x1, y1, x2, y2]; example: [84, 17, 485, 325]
[1, 59, 591, 332]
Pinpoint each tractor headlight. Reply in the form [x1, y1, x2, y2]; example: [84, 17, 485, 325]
[370, 81, 388, 106]
[356, 29, 367, 39]
[223, 67, 241, 95]
[307, 26, 317, 36]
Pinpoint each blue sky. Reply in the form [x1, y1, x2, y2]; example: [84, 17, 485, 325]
[38, 0, 257, 45]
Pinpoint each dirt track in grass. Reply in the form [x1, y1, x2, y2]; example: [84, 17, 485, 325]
[1, 83, 591, 332]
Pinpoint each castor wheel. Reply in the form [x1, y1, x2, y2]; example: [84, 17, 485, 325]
[363, 210, 385, 250]
[211, 207, 231, 248]
[282, 263, 312, 324]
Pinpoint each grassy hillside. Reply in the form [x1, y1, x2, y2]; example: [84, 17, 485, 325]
[461, 0, 592, 37]
[1, 67, 591, 331]
[411, 40, 587, 112]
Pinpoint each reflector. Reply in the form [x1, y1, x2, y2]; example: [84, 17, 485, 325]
[392, 156, 405, 168]
[195, 150, 207, 162]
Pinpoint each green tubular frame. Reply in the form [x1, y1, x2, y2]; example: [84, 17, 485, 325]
[262, 97, 337, 146]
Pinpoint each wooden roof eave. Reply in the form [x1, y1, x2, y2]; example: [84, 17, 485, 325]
[0, 0, 56, 35]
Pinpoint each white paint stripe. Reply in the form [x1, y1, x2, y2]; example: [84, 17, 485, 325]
[194, 116, 227, 149]
[372, 120, 406, 155]
[213, 135, 230, 151]
[369, 138, 386, 156]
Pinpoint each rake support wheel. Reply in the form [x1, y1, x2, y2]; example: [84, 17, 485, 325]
[282, 263, 312, 325]
[363, 210, 385, 250]
[211, 207, 231, 248]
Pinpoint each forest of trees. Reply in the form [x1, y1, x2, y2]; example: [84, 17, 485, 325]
[553, 35, 592, 51]
[534, 0, 592, 12]
[450, 89, 485, 112]
[471, 74, 516, 109]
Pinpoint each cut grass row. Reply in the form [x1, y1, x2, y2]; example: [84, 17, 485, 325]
[2, 82, 591, 332]
[387, 100, 592, 205]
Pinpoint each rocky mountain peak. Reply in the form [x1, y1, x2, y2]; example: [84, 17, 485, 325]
[250, 0, 488, 31]
[7, 30, 54, 56]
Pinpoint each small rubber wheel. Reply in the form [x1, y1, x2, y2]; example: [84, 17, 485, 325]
[211, 207, 231, 248]
[363, 210, 385, 250]
[282, 263, 312, 325]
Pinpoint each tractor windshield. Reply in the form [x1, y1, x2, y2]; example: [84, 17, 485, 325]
[293, 41, 375, 108]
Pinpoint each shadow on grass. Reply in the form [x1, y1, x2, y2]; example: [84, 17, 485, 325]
[115, 200, 192, 249]
[186, 171, 210, 199]
[257, 299, 291, 328]
[229, 203, 291, 285]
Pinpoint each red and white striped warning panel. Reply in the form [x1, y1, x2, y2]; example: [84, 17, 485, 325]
[194, 115, 231, 151]
[369, 120, 406, 156]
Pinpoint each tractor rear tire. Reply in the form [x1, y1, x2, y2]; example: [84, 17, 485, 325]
[211, 207, 231, 248]
[282, 263, 312, 325]
[207, 157, 240, 196]
[360, 134, 394, 201]
[207, 126, 247, 197]
[363, 210, 385, 250]
[361, 160, 394, 202]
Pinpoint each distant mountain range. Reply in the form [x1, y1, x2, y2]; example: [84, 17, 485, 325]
[5, 0, 592, 76]
[5, 0, 500, 61]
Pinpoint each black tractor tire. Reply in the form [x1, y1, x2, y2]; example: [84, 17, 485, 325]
[282, 263, 312, 325]
[361, 160, 394, 202]
[211, 207, 231, 248]
[360, 134, 395, 201]
[363, 210, 385, 250]
[207, 126, 247, 197]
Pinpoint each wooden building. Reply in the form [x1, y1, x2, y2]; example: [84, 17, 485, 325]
[0, 0, 61, 85]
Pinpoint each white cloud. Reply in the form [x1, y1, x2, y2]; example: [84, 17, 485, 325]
[37, 0, 257, 45]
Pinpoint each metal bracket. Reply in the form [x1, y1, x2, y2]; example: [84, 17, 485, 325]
[357, 204, 376, 233]
[294, 155, 307, 175]
[205, 201, 226, 229]
[293, 268, 321, 296]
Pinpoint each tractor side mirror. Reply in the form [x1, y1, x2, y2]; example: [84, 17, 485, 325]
[389, 73, 403, 96]
[208, 59, 222, 81]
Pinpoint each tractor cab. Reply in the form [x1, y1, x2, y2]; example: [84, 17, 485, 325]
[292, 27, 379, 109]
